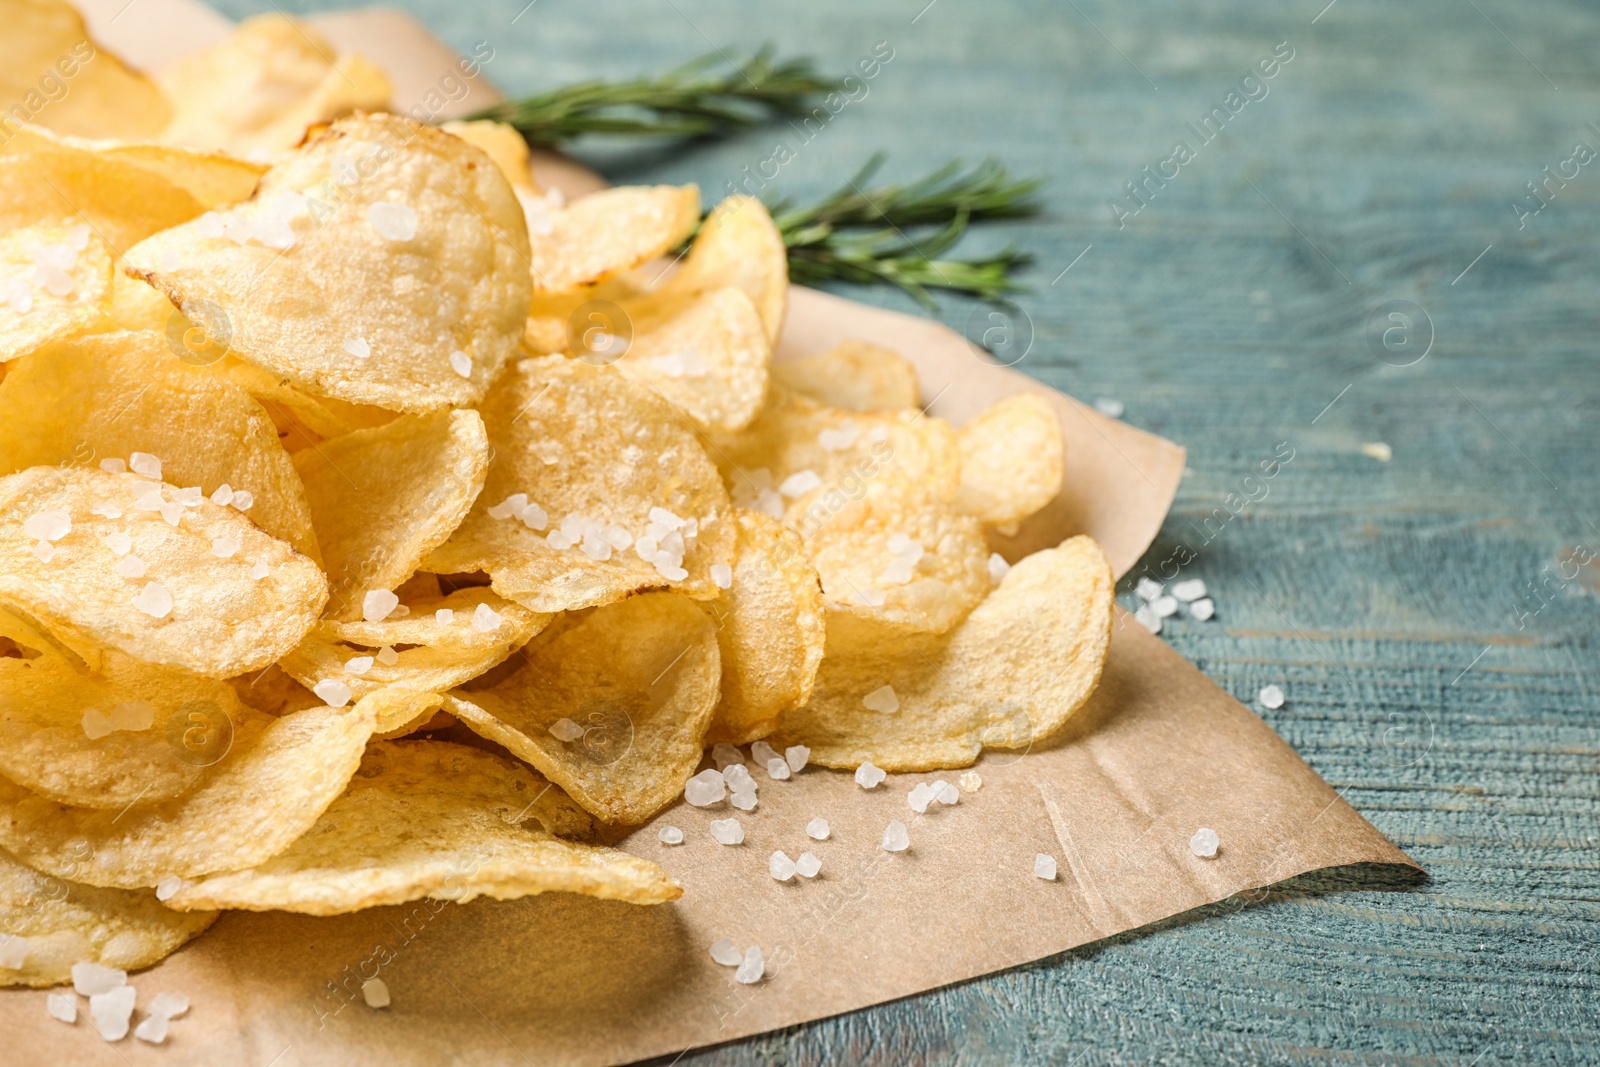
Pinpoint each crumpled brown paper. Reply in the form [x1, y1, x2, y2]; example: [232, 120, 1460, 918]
[2, 5, 1416, 1064]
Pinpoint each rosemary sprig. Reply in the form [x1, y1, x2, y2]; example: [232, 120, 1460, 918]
[467, 47, 838, 144]
[765, 155, 1044, 307]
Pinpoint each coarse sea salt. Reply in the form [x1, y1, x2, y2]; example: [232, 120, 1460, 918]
[132, 582, 173, 619]
[367, 201, 418, 241]
[881, 820, 910, 852]
[46, 992, 76, 1024]
[988, 553, 1011, 582]
[23, 509, 70, 542]
[376, 646, 399, 665]
[933, 780, 959, 806]
[1133, 604, 1162, 634]
[778, 469, 822, 497]
[116, 555, 147, 578]
[751, 740, 780, 767]
[129, 452, 162, 480]
[313, 679, 352, 708]
[734, 946, 764, 985]
[657, 825, 684, 845]
[345, 656, 374, 675]
[710, 562, 733, 589]
[1171, 578, 1206, 601]
[806, 817, 830, 840]
[722, 764, 755, 792]
[784, 745, 810, 772]
[1190, 827, 1220, 858]
[729, 789, 757, 812]
[90, 986, 136, 1041]
[862, 685, 898, 714]
[712, 743, 744, 770]
[684, 769, 726, 807]
[82, 709, 114, 740]
[363, 589, 399, 622]
[855, 761, 886, 789]
[769, 850, 797, 881]
[548, 718, 584, 742]
[908, 783, 935, 814]
[1135, 577, 1163, 601]
[795, 852, 821, 878]
[1152, 595, 1178, 618]
[1094, 397, 1125, 418]
[155, 876, 182, 901]
[361, 977, 391, 1008]
[1190, 597, 1216, 621]
[959, 770, 983, 793]
[1258, 684, 1285, 710]
[709, 818, 744, 845]
[766, 757, 791, 781]
[472, 602, 503, 632]
[71, 962, 126, 997]
[1034, 854, 1058, 880]
[710, 939, 742, 966]
[343, 336, 371, 360]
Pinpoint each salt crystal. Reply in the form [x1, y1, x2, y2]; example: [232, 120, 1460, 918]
[1259, 685, 1285, 710]
[46, 992, 76, 1024]
[1133, 604, 1162, 634]
[817, 422, 860, 452]
[520, 503, 549, 530]
[1094, 397, 1125, 418]
[23, 509, 70, 542]
[90, 503, 122, 519]
[361, 977, 391, 1009]
[210, 534, 240, 558]
[145, 992, 188, 1019]
[363, 589, 399, 622]
[1135, 577, 1163, 601]
[934, 780, 960, 805]
[1360, 441, 1392, 462]
[449, 350, 473, 378]
[784, 745, 810, 772]
[345, 656, 374, 675]
[712, 743, 744, 770]
[684, 768, 726, 807]
[734, 946, 764, 984]
[343, 336, 371, 360]
[1190, 827, 1220, 858]
[368, 201, 418, 241]
[132, 582, 173, 619]
[907, 783, 935, 814]
[855, 761, 886, 789]
[654, 559, 688, 581]
[155, 876, 182, 901]
[434, 608, 455, 625]
[729, 789, 757, 811]
[1190, 597, 1216, 621]
[134, 1013, 169, 1044]
[881, 820, 910, 852]
[710, 562, 733, 589]
[133, 488, 164, 513]
[376, 646, 399, 665]
[862, 685, 898, 714]
[471, 602, 502, 632]
[99, 458, 127, 475]
[249, 561, 271, 580]
[116, 555, 147, 578]
[0, 934, 27, 968]
[795, 852, 821, 878]
[82, 709, 114, 740]
[31, 542, 54, 563]
[548, 718, 584, 742]
[751, 740, 779, 766]
[988, 553, 1011, 582]
[709, 818, 744, 845]
[1172, 578, 1207, 602]
[958, 770, 983, 793]
[313, 679, 351, 708]
[90, 985, 136, 1041]
[657, 825, 684, 845]
[710, 939, 742, 966]
[209, 484, 234, 506]
[1152, 595, 1178, 618]
[769, 850, 797, 881]
[487, 493, 527, 520]
[129, 452, 162, 480]
[158, 501, 185, 526]
[175, 486, 203, 507]
[110, 701, 153, 731]
[806, 817, 830, 840]
[1034, 853, 1057, 880]
[757, 761, 789, 787]
[231, 490, 253, 511]
[778, 469, 822, 497]
[722, 764, 755, 792]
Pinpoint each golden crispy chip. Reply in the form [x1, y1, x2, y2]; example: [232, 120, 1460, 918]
[0, 467, 327, 678]
[955, 392, 1064, 525]
[424, 355, 735, 613]
[794, 474, 990, 634]
[665, 195, 787, 342]
[2, 125, 264, 209]
[0, 702, 376, 888]
[293, 410, 489, 619]
[0, 145, 205, 256]
[157, 15, 392, 157]
[772, 340, 921, 412]
[164, 740, 679, 914]
[0, 850, 214, 988]
[0, 602, 99, 674]
[231, 663, 321, 717]
[124, 113, 532, 413]
[358, 687, 447, 739]
[441, 120, 538, 192]
[0, 646, 267, 809]
[205, 355, 395, 450]
[447, 593, 720, 824]
[528, 185, 699, 293]
[774, 536, 1114, 770]
[321, 586, 543, 654]
[611, 285, 770, 433]
[707, 509, 824, 744]
[0, 221, 111, 362]
[100, 273, 174, 333]
[0, 0, 172, 141]
[0, 329, 320, 560]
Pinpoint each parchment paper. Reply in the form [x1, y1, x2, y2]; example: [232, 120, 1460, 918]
[3, 5, 1418, 1064]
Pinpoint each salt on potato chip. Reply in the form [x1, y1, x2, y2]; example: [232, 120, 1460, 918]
[0, 850, 215, 988]
[0, 0, 172, 142]
[664, 195, 787, 343]
[611, 285, 770, 433]
[447, 593, 720, 824]
[164, 740, 679, 915]
[321, 586, 542, 654]
[424, 354, 735, 613]
[955, 392, 1064, 525]
[2, 125, 264, 210]
[0, 221, 111, 363]
[772, 340, 921, 412]
[157, 14, 392, 157]
[528, 184, 699, 293]
[0, 329, 320, 560]
[0, 467, 327, 678]
[293, 410, 489, 620]
[794, 474, 991, 634]
[0, 702, 375, 888]
[0, 645, 267, 809]
[707, 509, 825, 745]
[124, 112, 532, 413]
[774, 536, 1115, 770]
[0, 142, 206, 256]
[441, 120, 538, 192]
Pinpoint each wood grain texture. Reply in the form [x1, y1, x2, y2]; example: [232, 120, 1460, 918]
[212, 0, 1600, 1062]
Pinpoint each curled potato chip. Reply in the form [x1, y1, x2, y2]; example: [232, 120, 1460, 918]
[157, 15, 392, 157]
[0, 702, 376, 888]
[231, 663, 321, 717]
[358, 687, 447, 739]
[0, 221, 111, 362]
[0, 850, 215, 988]
[772, 340, 921, 412]
[774, 536, 1114, 771]
[2, 125, 264, 210]
[447, 592, 720, 824]
[0, 143, 206, 256]
[0, 466, 327, 678]
[611, 285, 770, 433]
[293, 410, 489, 619]
[956, 392, 1064, 525]
[124, 113, 532, 413]
[205, 355, 395, 449]
[321, 586, 541, 654]
[441, 120, 538, 192]
[707, 509, 825, 744]
[0, 0, 172, 142]
[665, 195, 787, 343]
[528, 184, 699, 293]
[164, 740, 679, 915]
[424, 354, 734, 613]
[0, 329, 320, 560]
[0, 645, 267, 809]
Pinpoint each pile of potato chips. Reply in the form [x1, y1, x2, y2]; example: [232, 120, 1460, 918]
[0, 1, 1114, 988]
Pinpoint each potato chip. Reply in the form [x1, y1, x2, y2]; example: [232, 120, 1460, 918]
[2, 124, 264, 209]
[774, 536, 1114, 770]
[0, 0, 172, 142]
[528, 184, 699, 293]
[0, 466, 327, 678]
[664, 195, 787, 343]
[424, 354, 735, 613]
[321, 586, 543, 654]
[707, 509, 825, 744]
[611, 285, 770, 432]
[164, 740, 679, 914]
[0, 850, 215, 988]
[157, 15, 392, 157]
[772, 340, 921, 412]
[0, 329, 320, 560]
[293, 410, 489, 619]
[231, 663, 321, 717]
[0, 645, 267, 809]
[100, 272, 175, 333]
[206, 355, 395, 448]
[124, 113, 532, 413]
[359, 687, 448, 739]
[0, 701, 375, 888]
[447, 592, 720, 824]
[0, 144, 205, 256]
[0, 221, 111, 363]
[955, 392, 1064, 525]
[440, 120, 538, 192]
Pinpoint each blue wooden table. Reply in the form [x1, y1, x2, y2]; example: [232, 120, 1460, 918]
[221, 1, 1600, 1061]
